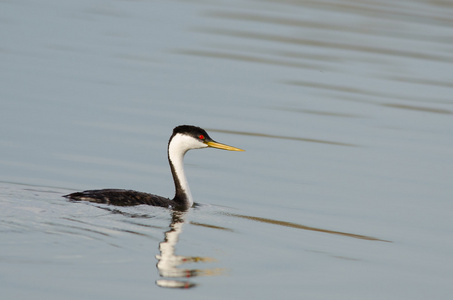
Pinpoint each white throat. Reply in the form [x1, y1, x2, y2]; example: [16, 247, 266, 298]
[167, 134, 207, 207]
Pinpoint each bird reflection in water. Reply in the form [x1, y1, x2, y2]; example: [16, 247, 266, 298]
[155, 211, 224, 289]
[84, 204, 389, 289]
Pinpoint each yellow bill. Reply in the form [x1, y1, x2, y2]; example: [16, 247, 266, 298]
[205, 141, 245, 151]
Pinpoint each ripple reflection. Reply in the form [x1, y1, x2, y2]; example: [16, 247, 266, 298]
[228, 213, 391, 243]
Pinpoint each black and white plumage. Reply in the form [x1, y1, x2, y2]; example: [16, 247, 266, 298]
[63, 125, 244, 210]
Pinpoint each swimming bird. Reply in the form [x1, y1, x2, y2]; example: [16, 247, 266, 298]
[64, 125, 244, 210]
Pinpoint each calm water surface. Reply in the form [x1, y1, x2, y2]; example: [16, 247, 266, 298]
[1, 0, 453, 299]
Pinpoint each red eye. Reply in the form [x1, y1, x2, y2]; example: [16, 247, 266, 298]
[198, 135, 205, 140]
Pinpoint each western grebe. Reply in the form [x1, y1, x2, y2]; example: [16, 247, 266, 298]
[64, 125, 244, 210]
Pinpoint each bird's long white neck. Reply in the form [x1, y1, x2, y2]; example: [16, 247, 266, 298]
[168, 151, 193, 207]
[168, 134, 205, 208]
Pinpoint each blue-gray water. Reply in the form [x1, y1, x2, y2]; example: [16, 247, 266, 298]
[1, 0, 453, 299]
